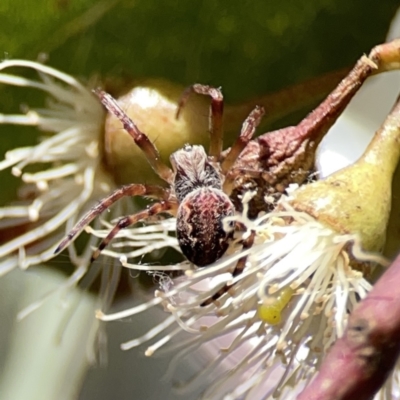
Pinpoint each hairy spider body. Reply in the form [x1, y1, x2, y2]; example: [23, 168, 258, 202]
[172, 144, 235, 266]
[171, 144, 223, 201]
[55, 89, 264, 282]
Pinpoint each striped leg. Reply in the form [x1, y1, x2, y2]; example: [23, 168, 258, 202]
[55, 184, 170, 253]
[177, 84, 224, 159]
[91, 199, 178, 262]
[94, 89, 174, 184]
[221, 106, 264, 173]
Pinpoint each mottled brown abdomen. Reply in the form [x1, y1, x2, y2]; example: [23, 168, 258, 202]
[176, 187, 235, 266]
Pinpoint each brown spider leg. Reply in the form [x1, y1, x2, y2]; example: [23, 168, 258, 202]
[221, 106, 264, 196]
[91, 200, 178, 263]
[55, 184, 170, 253]
[201, 228, 256, 307]
[221, 105, 265, 175]
[176, 84, 224, 159]
[94, 89, 174, 184]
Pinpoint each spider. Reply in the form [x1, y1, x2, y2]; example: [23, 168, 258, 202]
[55, 85, 264, 305]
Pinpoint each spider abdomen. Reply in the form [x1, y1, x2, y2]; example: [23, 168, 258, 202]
[176, 187, 235, 266]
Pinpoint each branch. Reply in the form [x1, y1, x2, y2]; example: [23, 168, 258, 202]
[224, 67, 350, 132]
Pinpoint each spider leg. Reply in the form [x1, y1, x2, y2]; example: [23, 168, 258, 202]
[201, 229, 255, 307]
[222, 106, 265, 194]
[94, 89, 174, 184]
[176, 84, 224, 159]
[221, 106, 264, 173]
[55, 184, 170, 253]
[91, 199, 178, 263]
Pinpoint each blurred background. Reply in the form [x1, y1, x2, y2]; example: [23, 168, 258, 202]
[0, 1, 400, 399]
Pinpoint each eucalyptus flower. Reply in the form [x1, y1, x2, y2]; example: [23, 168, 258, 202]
[0, 60, 113, 399]
[0, 60, 108, 276]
